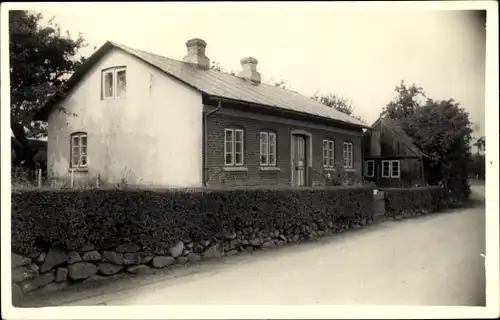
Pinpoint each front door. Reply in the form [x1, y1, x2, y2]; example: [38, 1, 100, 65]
[292, 135, 307, 187]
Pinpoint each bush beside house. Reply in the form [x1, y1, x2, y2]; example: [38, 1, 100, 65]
[383, 186, 449, 219]
[11, 186, 374, 299]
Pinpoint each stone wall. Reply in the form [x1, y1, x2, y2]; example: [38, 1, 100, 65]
[12, 216, 374, 300]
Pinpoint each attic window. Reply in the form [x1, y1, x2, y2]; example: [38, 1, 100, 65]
[102, 67, 126, 99]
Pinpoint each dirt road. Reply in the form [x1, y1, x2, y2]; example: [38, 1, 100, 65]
[22, 186, 486, 306]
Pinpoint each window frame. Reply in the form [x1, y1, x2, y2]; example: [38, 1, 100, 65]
[224, 128, 244, 166]
[365, 160, 375, 177]
[381, 160, 400, 178]
[70, 132, 88, 169]
[322, 139, 335, 169]
[343, 141, 354, 169]
[101, 66, 127, 100]
[260, 131, 277, 167]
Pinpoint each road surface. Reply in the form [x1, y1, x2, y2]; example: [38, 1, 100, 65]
[22, 186, 486, 307]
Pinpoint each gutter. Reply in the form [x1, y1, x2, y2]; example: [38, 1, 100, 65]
[203, 100, 222, 187]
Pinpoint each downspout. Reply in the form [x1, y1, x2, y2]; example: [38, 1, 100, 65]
[203, 100, 222, 187]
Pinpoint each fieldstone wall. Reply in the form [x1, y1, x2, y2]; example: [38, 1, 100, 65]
[11, 216, 374, 299]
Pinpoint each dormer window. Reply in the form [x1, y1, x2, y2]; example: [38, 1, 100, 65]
[102, 67, 126, 99]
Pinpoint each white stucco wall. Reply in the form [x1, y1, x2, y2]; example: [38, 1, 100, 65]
[47, 48, 203, 188]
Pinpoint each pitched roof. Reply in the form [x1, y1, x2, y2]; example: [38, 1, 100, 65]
[376, 117, 426, 157]
[36, 41, 368, 128]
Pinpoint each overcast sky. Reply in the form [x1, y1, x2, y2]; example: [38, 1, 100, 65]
[37, 3, 486, 136]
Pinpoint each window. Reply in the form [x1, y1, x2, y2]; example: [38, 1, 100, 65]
[382, 160, 400, 178]
[343, 142, 354, 169]
[323, 139, 335, 168]
[70, 132, 88, 168]
[102, 67, 126, 99]
[224, 128, 244, 166]
[260, 131, 277, 166]
[365, 160, 375, 177]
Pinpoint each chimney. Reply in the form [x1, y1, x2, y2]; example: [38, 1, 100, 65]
[237, 57, 261, 84]
[183, 38, 210, 69]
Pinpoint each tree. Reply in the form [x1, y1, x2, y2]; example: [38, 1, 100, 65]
[312, 93, 366, 123]
[383, 80, 474, 202]
[473, 136, 485, 154]
[381, 80, 426, 120]
[9, 10, 87, 168]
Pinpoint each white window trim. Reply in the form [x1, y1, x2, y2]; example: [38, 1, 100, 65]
[381, 160, 400, 178]
[260, 131, 277, 167]
[102, 67, 127, 100]
[224, 128, 244, 166]
[323, 139, 335, 169]
[343, 142, 354, 169]
[70, 133, 88, 168]
[365, 160, 375, 177]
[115, 67, 127, 98]
[390, 160, 401, 178]
[102, 70, 114, 100]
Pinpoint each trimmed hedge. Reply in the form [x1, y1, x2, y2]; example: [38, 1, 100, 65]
[383, 186, 449, 218]
[11, 186, 374, 256]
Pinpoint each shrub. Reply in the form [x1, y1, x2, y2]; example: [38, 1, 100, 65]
[383, 186, 448, 218]
[11, 186, 374, 255]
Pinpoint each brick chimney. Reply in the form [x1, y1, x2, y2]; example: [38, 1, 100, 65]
[237, 57, 261, 84]
[183, 38, 210, 69]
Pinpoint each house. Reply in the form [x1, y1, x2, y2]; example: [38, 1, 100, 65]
[35, 38, 370, 188]
[362, 117, 426, 188]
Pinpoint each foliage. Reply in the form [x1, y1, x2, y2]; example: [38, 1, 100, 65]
[11, 186, 374, 255]
[384, 186, 449, 218]
[381, 80, 473, 202]
[473, 136, 485, 154]
[469, 154, 485, 180]
[9, 10, 87, 168]
[312, 93, 366, 123]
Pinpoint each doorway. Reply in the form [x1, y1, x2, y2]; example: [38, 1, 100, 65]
[291, 133, 309, 187]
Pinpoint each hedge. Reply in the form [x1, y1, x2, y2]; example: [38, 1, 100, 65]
[383, 186, 448, 218]
[11, 186, 374, 256]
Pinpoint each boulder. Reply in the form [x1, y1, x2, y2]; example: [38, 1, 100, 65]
[102, 251, 124, 265]
[224, 231, 237, 240]
[250, 238, 262, 246]
[98, 262, 124, 276]
[12, 284, 23, 303]
[115, 243, 141, 253]
[12, 266, 37, 282]
[262, 242, 275, 249]
[55, 267, 68, 282]
[12, 253, 31, 268]
[168, 241, 185, 258]
[225, 250, 238, 257]
[67, 251, 83, 264]
[123, 252, 142, 266]
[68, 262, 98, 280]
[29, 251, 42, 259]
[79, 243, 95, 252]
[141, 254, 153, 264]
[82, 250, 102, 262]
[40, 248, 68, 273]
[36, 252, 46, 264]
[36, 281, 68, 294]
[176, 257, 188, 265]
[126, 265, 153, 275]
[203, 244, 223, 259]
[19, 272, 55, 293]
[186, 253, 201, 263]
[83, 275, 107, 283]
[151, 256, 175, 268]
[30, 263, 40, 274]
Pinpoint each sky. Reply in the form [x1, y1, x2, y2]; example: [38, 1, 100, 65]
[36, 3, 486, 136]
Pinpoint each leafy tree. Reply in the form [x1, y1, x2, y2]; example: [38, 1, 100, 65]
[473, 136, 485, 154]
[383, 80, 474, 202]
[312, 93, 366, 123]
[9, 10, 87, 168]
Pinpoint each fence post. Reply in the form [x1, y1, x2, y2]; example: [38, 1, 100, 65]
[70, 169, 75, 188]
[37, 169, 42, 188]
